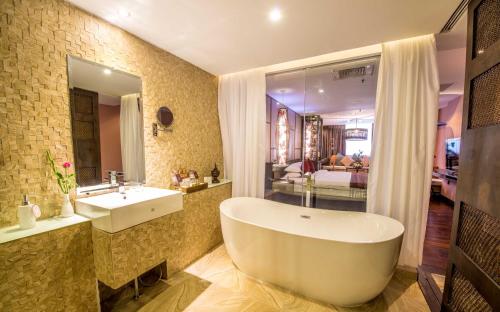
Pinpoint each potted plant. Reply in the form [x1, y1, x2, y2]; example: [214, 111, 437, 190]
[46, 151, 77, 217]
[351, 150, 364, 169]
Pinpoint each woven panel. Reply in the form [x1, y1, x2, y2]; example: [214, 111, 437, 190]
[457, 202, 500, 283]
[75, 97, 94, 114]
[74, 120, 94, 139]
[473, 0, 500, 57]
[78, 167, 97, 186]
[449, 270, 493, 311]
[468, 63, 500, 129]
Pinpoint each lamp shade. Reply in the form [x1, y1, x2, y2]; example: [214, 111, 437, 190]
[345, 127, 368, 141]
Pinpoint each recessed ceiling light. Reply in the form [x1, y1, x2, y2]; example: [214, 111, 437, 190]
[119, 9, 131, 18]
[269, 8, 282, 22]
[318, 89, 324, 94]
[103, 68, 112, 75]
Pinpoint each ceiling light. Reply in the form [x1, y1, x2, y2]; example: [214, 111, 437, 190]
[269, 8, 282, 22]
[103, 68, 112, 75]
[477, 49, 484, 55]
[118, 9, 131, 18]
[318, 89, 324, 94]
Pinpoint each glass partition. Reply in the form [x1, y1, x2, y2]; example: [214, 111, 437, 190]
[264, 56, 379, 211]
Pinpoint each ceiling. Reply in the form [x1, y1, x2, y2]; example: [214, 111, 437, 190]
[266, 11, 467, 121]
[68, 0, 461, 75]
[68, 56, 142, 99]
[266, 57, 379, 116]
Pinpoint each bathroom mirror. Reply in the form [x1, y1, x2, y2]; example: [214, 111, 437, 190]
[67, 56, 146, 188]
[157, 106, 174, 127]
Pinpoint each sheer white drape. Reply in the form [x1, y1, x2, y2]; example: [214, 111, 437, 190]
[120, 93, 146, 183]
[367, 35, 439, 268]
[218, 69, 266, 198]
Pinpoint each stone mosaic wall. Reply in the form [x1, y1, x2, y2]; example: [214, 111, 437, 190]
[0, 221, 98, 311]
[0, 0, 223, 227]
[93, 184, 231, 289]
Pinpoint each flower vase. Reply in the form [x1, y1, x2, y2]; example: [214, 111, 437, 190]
[60, 193, 74, 217]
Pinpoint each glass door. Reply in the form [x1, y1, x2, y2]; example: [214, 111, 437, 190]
[302, 58, 379, 211]
[264, 57, 379, 211]
[264, 69, 306, 206]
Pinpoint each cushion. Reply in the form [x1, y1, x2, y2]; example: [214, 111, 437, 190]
[341, 155, 353, 167]
[361, 156, 370, 167]
[335, 153, 344, 166]
[302, 158, 316, 173]
[284, 162, 302, 173]
[330, 155, 337, 165]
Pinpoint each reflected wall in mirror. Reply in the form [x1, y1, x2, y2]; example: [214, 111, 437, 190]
[67, 56, 145, 188]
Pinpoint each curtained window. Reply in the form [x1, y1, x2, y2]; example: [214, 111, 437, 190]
[321, 125, 346, 158]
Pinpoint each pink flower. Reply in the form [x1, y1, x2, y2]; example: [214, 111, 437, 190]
[63, 162, 71, 168]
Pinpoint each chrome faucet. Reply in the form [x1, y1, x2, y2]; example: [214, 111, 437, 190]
[108, 170, 126, 193]
[109, 170, 118, 185]
[118, 181, 126, 194]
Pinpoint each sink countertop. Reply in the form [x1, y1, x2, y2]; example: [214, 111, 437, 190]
[75, 186, 184, 233]
[76, 187, 182, 210]
[0, 214, 90, 244]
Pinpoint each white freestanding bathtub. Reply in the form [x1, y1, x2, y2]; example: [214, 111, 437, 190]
[220, 197, 404, 307]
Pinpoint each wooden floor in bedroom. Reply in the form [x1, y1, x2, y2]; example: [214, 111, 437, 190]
[421, 196, 454, 274]
[105, 244, 430, 312]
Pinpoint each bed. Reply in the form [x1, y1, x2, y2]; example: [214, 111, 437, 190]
[271, 169, 368, 201]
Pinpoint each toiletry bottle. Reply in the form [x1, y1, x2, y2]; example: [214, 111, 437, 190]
[18, 195, 41, 230]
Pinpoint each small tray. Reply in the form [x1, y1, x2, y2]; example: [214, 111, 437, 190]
[181, 182, 208, 193]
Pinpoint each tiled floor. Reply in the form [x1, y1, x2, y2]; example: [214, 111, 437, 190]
[108, 244, 430, 311]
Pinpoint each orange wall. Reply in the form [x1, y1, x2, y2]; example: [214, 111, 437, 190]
[99, 104, 122, 180]
[434, 96, 463, 169]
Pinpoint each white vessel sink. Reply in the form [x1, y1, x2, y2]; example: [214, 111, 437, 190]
[76, 187, 183, 233]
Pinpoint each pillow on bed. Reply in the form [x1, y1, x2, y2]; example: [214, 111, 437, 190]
[284, 162, 302, 173]
[330, 155, 337, 165]
[335, 153, 344, 166]
[341, 155, 353, 167]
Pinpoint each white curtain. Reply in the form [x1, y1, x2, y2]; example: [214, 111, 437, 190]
[120, 93, 146, 183]
[367, 35, 439, 268]
[218, 69, 266, 198]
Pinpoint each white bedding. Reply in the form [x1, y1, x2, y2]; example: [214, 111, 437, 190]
[285, 170, 352, 188]
[313, 170, 352, 188]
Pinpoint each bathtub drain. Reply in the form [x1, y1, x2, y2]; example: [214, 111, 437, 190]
[300, 215, 311, 219]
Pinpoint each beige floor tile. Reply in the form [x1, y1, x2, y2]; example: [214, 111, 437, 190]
[184, 285, 279, 312]
[430, 273, 445, 292]
[138, 273, 210, 312]
[106, 244, 429, 312]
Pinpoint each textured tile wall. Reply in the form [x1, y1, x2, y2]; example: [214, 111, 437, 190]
[93, 184, 231, 289]
[0, 221, 98, 311]
[0, 0, 223, 227]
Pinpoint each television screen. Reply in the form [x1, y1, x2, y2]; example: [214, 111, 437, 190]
[446, 138, 460, 170]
